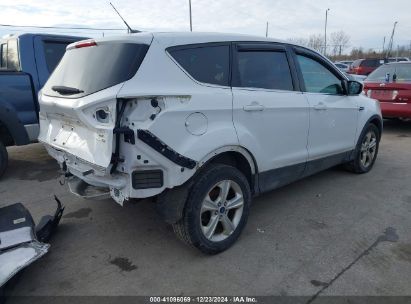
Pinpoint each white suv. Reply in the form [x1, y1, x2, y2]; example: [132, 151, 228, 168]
[39, 32, 382, 254]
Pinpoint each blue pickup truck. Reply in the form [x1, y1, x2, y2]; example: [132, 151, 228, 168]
[0, 33, 85, 177]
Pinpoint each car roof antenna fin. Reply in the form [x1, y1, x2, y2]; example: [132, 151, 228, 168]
[109, 2, 141, 34]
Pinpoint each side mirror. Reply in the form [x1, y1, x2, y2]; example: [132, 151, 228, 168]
[347, 80, 363, 95]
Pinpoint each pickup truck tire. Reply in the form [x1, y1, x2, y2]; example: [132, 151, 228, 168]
[345, 123, 380, 174]
[173, 164, 251, 254]
[0, 140, 8, 178]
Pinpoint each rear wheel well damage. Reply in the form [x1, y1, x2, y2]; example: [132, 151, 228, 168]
[203, 151, 254, 190]
[0, 122, 14, 146]
[156, 150, 256, 224]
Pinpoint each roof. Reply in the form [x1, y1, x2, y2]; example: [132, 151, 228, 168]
[153, 31, 286, 45]
[386, 61, 411, 64]
[1, 33, 87, 41]
[90, 31, 289, 47]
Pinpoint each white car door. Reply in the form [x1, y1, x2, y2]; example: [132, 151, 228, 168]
[231, 43, 310, 192]
[293, 49, 359, 169]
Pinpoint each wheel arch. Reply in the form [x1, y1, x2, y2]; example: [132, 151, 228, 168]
[155, 146, 259, 225]
[0, 121, 14, 146]
[367, 115, 383, 138]
[197, 146, 258, 193]
[0, 100, 30, 146]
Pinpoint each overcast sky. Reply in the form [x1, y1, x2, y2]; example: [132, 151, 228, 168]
[1, 0, 410, 53]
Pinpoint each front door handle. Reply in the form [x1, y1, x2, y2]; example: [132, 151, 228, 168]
[313, 102, 328, 111]
[243, 102, 265, 112]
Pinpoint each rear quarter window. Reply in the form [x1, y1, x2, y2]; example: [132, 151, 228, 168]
[0, 39, 20, 70]
[0, 43, 6, 68]
[168, 45, 230, 86]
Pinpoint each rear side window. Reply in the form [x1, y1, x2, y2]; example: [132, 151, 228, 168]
[235, 51, 293, 91]
[361, 59, 381, 67]
[169, 45, 230, 86]
[296, 54, 343, 95]
[43, 41, 71, 72]
[44, 43, 149, 98]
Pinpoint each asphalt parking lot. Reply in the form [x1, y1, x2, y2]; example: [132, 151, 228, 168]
[1, 119, 411, 298]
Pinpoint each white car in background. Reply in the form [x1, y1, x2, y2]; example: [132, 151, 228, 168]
[335, 62, 349, 72]
[38, 32, 382, 254]
[336, 60, 354, 67]
[345, 72, 367, 83]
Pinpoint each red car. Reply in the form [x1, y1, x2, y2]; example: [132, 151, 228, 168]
[349, 58, 382, 75]
[363, 62, 411, 118]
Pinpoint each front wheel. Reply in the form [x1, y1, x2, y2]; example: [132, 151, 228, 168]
[173, 164, 251, 254]
[345, 123, 380, 174]
[0, 140, 8, 178]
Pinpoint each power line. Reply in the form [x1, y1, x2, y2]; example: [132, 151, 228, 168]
[0, 23, 125, 31]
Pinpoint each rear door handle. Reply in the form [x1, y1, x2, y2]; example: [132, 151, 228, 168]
[243, 103, 265, 112]
[313, 102, 327, 111]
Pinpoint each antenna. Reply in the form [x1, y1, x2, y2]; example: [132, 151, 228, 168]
[109, 2, 140, 33]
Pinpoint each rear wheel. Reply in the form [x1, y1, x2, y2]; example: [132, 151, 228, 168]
[345, 123, 380, 173]
[0, 140, 8, 178]
[173, 164, 251, 254]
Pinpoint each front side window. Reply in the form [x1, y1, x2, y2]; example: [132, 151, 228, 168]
[297, 54, 343, 95]
[43, 41, 71, 73]
[235, 50, 294, 91]
[169, 45, 229, 86]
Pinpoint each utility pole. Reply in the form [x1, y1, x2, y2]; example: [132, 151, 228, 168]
[266, 22, 268, 37]
[324, 8, 330, 56]
[382, 36, 385, 55]
[189, 0, 193, 32]
[385, 21, 398, 59]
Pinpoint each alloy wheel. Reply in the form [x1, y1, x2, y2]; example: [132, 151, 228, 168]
[200, 180, 244, 242]
[360, 130, 377, 168]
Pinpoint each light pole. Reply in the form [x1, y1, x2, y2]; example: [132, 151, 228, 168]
[324, 8, 330, 56]
[189, 0, 193, 32]
[266, 22, 268, 37]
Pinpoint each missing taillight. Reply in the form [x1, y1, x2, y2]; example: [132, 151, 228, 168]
[95, 108, 110, 123]
[75, 40, 97, 49]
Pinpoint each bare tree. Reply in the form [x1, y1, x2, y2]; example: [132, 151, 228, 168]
[307, 34, 324, 53]
[330, 31, 350, 56]
[350, 47, 364, 58]
[287, 37, 309, 47]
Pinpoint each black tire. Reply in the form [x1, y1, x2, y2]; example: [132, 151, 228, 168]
[345, 123, 380, 174]
[173, 164, 251, 254]
[0, 140, 8, 178]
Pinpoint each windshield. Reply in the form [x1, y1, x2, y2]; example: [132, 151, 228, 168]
[367, 64, 411, 83]
[43, 42, 149, 98]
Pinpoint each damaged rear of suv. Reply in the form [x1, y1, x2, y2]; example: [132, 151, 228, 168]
[39, 32, 382, 254]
